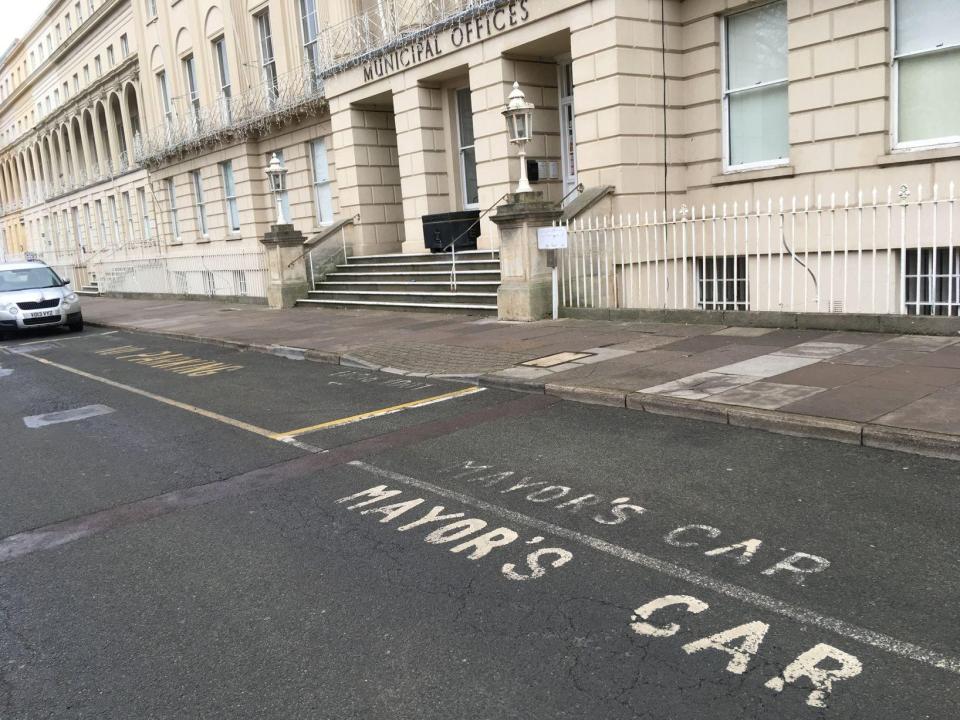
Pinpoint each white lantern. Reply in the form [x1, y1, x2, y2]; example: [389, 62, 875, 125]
[265, 152, 289, 225]
[501, 82, 535, 194]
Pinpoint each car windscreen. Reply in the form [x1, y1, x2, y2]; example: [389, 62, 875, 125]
[0, 267, 64, 292]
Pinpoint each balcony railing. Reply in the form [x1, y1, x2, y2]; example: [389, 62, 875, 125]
[136, 0, 500, 164]
[135, 62, 325, 166]
[317, 0, 495, 69]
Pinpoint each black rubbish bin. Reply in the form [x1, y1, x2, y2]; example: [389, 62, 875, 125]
[422, 210, 481, 253]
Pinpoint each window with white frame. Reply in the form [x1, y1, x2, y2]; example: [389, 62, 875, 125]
[455, 88, 479, 209]
[696, 256, 749, 311]
[145, 0, 157, 19]
[723, 1, 788, 169]
[191, 170, 208, 237]
[123, 191, 136, 244]
[264, 150, 291, 221]
[72, 207, 84, 252]
[894, 0, 960, 147]
[137, 187, 152, 243]
[120, 34, 129, 58]
[182, 54, 200, 128]
[213, 36, 232, 122]
[83, 203, 95, 250]
[107, 45, 115, 67]
[220, 161, 240, 233]
[95, 199, 106, 247]
[299, 0, 321, 87]
[256, 11, 279, 101]
[308, 138, 333, 225]
[157, 70, 173, 127]
[108, 195, 121, 246]
[166, 178, 181, 242]
[903, 247, 960, 316]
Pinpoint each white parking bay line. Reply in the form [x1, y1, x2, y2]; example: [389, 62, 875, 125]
[0, 369, 12, 378]
[23, 404, 115, 428]
[349, 460, 960, 676]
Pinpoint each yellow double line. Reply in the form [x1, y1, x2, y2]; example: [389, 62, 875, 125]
[16, 352, 483, 442]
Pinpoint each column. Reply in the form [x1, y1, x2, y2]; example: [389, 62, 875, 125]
[80, 119, 95, 179]
[57, 130, 71, 187]
[90, 112, 108, 178]
[67, 123, 83, 185]
[393, 84, 451, 254]
[33, 144, 46, 200]
[119, 94, 135, 167]
[104, 100, 122, 174]
[329, 97, 403, 256]
[16, 154, 29, 205]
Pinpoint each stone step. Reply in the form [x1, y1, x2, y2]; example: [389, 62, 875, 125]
[335, 260, 501, 274]
[307, 289, 497, 306]
[325, 270, 501, 282]
[297, 298, 497, 314]
[347, 249, 498, 264]
[317, 281, 501, 293]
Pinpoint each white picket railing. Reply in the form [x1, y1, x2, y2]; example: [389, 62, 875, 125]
[558, 184, 960, 318]
[97, 251, 267, 300]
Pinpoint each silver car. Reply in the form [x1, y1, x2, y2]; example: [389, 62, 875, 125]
[0, 261, 84, 337]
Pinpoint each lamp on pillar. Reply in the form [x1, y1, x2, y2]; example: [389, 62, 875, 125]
[260, 152, 306, 309]
[502, 81, 534, 194]
[265, 152, 289, 226]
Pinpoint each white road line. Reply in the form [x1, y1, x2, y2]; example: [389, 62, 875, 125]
[23, 404, 115, 428]
[0, 369, 11, 378]
[13, 330, 117, 347]
[349, 460, 960, 676]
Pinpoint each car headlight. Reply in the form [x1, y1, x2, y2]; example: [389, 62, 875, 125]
[65, 293, 79, 303]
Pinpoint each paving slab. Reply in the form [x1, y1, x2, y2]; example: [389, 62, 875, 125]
[706, 381, 826, 410]
[875, 335, 960, 352]
[710, 326, 778, 337]
[875, 386, 960, 435]
[835, 346, 930, 367]
[641, 371, 755, 399]
[771, 341, 864, 359]
[778, 384, 936, 423]
[712, 354, 821, 378]
[765, 361, 883, 388]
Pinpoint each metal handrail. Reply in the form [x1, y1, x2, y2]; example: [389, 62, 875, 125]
[441, 193, 509, 291]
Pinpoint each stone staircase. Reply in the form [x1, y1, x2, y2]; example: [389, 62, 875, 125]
[297, 249, 500, 314]
[76, 280, 101, 297]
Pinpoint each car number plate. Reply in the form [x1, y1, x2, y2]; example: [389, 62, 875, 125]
[26, 309, 57, 318]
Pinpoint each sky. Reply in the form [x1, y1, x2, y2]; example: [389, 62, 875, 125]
[0, 7, 46, 61]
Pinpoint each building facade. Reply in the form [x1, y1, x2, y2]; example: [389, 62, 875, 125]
[0, 0, 957, 315]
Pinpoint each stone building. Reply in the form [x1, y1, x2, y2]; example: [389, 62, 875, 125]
[0, 0, 957, 316]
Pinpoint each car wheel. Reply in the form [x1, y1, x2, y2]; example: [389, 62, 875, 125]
[68, 318, 84, 332]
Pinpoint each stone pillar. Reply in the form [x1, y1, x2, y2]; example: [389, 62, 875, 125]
[16, 155, 29, 204]
[104, 101, 122, 174]
[394, 84, 450, 253]
[260, 224, 309, 309]
[329, 100, 403, 256]
[80, 121, 95, 177]
[34, 145, 48, 199]
[67, 124, 83, 185]
[119, 96, 135, 167]
[490, 191, 562, 321]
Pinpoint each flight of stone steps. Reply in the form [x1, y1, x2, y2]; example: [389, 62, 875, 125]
[297, 249, 500, 314]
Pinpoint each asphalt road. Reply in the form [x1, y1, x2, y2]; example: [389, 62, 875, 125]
[0, 326, 958, 719]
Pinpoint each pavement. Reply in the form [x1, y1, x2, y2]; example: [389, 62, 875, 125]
[1, 328, 959, 719]
[79, 296, 960, 460]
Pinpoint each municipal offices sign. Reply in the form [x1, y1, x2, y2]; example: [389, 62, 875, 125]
[361, 0, 531, 83]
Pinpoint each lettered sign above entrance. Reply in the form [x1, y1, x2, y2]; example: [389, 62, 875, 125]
[361, 0, 531, 83]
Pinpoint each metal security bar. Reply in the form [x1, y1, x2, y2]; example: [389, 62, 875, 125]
[97, 251, 267, 299]
[558, 183, 960, 317]
[135, 63, 325, 167]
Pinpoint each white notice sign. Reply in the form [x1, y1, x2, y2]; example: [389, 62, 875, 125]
[537, 226, 568, 250]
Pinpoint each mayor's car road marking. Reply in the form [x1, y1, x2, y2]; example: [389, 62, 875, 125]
[347, 460, 960, 677]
